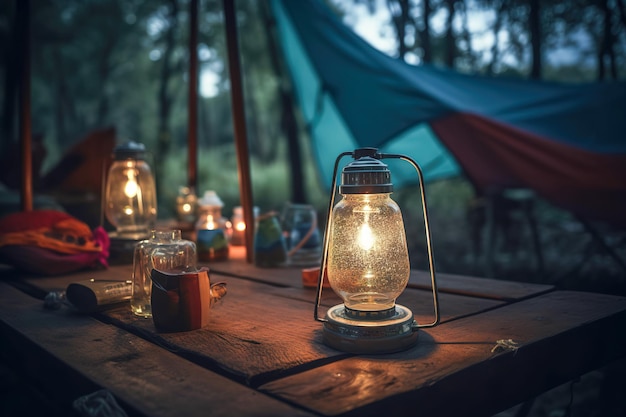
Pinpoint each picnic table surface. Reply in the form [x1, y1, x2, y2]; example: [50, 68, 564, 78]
[1, 246, 625, 417]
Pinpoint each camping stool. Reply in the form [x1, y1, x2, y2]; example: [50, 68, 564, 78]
[481, 188, 544, 279]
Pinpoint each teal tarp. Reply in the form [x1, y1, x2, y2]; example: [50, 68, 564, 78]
[272, 0, 626, 226]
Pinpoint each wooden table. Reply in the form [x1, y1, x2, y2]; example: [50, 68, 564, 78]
[1, 246, 625, 417]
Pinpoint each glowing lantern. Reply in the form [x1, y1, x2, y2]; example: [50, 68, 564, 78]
[105, 142, 157, 256]
[315, 148, 439, 354]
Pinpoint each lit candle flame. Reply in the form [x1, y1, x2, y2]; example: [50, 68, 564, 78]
[124, 170, 138, 198]
[205, 214, 216, 230]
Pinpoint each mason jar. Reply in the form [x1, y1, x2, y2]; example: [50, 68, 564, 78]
[131, 229, 196, 317]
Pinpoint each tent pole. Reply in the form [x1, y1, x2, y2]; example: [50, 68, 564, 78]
[187, 0, 199, 193]
[223, 0, 255, 263]
[18, 0, 33, 212]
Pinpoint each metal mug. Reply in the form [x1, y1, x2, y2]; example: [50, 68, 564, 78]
[150, 267, 226, 332]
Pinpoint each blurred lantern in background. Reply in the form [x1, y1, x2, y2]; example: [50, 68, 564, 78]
[104, 141, 157, 260]
[176, 186, 197, 226]
[315, 148, 439, 354]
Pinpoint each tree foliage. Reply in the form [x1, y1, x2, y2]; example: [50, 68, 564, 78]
[1, 0, 624, 217]
[336, 0, 626, 80]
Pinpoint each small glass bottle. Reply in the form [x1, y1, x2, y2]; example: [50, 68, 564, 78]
[230, 205, 259, 247]
[254, 212, 287, 267]
[195, 191, 230, 262]
[131, 229, 196, 317]
[281, 203, 321, 266]
[230, 206, 245, 246]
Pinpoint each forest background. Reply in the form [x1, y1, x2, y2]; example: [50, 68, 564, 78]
[1, 0, 625, 294]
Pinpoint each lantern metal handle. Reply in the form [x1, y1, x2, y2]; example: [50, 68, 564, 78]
[314, 149, 440, 329]
[314, 151, 351, 323]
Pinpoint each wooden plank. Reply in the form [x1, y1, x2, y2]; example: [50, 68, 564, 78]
[206, 256, 553, 301]
[12, 247, 551, 304]
[9, 237, 552, 304]
[100, 272, 502, 385]
[13, 263, 509, 338]
[13, 265, 502, 326]
[9, 266, 538, 391]
[407, 269, 553, 301]
[7, 266, 621, 417]
[258, 291, 626, 417]
[272, 282, 503, 325]
[102, 276, 350, 385]
[13, 265, 133, 294]
[0, 282, 314, 417]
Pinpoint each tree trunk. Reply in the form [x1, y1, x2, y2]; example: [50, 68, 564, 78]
[617, 0, 626, 29]
[53, 49, 68, 150]
[261, 1, 306, 203]
[420, 0, 432, 63]
[243, 72, 268, 161]
[95, 39, 115, 127]
[387, 0, 411, 60]
[599, 0, 618, 80]
[486, 1, 504, 76]
[529, 0, 542, 79]
[444, 0, 456, 67]
[156, 0, 179, 199]
[458, 0, 475, 70]
[1, 2, 18, 152]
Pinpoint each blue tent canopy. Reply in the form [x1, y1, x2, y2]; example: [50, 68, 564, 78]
[272, 0, 626, 227]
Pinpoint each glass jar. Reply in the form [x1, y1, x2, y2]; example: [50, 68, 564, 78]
[131, 229, 197, 317]
[254, 212, 287, 267]
[327, 193, 410, 312]
[105, 142, 157, 236]
[280, 203, 321, 266]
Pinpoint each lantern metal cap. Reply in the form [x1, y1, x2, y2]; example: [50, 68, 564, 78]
[113, 141, 147, 160]
[340, 150, 392, 194]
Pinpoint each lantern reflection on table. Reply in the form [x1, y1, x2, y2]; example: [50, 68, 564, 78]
[104, 141, 157, 259]
[315, 148, 440, 354]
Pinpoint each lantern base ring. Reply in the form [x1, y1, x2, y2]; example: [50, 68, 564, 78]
[322, 304, 418, 354]
[344, 305, 397, 320]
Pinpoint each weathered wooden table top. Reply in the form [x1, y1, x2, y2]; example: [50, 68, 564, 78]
[1, 247, 625, 417]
